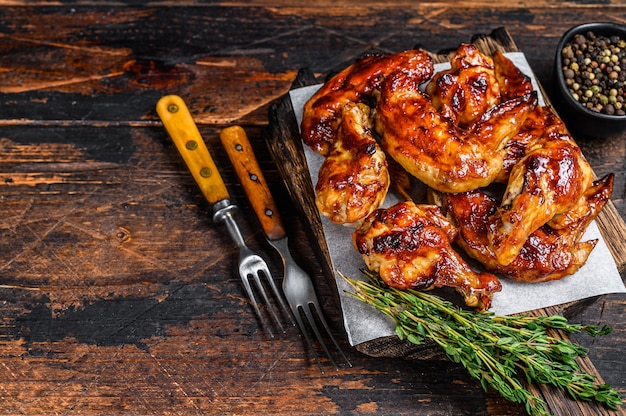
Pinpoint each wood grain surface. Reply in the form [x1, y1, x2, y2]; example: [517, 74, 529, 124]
[0, 2, 624, 415]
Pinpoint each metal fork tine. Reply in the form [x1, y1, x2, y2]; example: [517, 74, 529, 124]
[301, 302, 339, 372]
[257, 264, 297, 327]
[250, 271, 286, 334]
[292, 304, 324, 372]
[240, 273, 274, 338]
[310, 300, 352, 368]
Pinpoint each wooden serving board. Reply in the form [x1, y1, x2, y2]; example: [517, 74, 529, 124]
[267, 27, 626, 415]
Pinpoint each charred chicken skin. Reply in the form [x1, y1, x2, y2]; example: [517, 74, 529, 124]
[301, 49, 434, 156]
[442, 173, 613, 282]
[353, 201, 502, 310]
[376, 70, 537, 193]
[315, 102, 390, 224]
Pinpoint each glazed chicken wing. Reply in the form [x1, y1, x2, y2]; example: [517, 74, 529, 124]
[315, 103, 390, 224]
[487, 127, 594, 266]
[301, 49, 434, 156]
[353, 201, 502, 310]
[493, 50, 534, 102]
[496, 105, 569, 183]
[492, 51, 569, 183]
[376, 70, 537, 193]
[425, 44, 501, 127]
[442, 173, 613, 282]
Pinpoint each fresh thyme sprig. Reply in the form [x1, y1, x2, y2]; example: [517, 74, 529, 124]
[343, 269, 623, 416]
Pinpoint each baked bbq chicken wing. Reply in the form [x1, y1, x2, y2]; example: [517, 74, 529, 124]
[301, 49, 434, 156]
[315, 102, 390, 224]
[425, 43, 501, 127]
[376, 70, 537, 193]
[487, 127, 594, 266]
[491, 50, 570, 183]
[423, 45, 597, 267]
[493, 50, 534, 102]
[442, 173, 613, 282]
[353, 201, 502, 310]
[496, 105, 569, 183]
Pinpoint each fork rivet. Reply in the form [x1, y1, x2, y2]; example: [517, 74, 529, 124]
[265, 208, 273, 217]
[200, 167, 212, 177]
[186, 140, 198, 150]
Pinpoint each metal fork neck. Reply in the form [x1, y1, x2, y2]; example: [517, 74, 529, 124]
[212, 199, 246, 249]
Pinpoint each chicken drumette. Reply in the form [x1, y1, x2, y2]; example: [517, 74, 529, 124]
[301, 49, 434, 224]
[425, 43, 501, 127]
[486, 116, 594, 266]
[315, 103, 390, 224]
[353, 201, 502, 310]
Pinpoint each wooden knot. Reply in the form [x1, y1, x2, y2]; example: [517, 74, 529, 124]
[114, 226, 132, 243]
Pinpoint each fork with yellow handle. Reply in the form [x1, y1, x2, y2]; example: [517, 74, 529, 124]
[156, 95, 291, 337]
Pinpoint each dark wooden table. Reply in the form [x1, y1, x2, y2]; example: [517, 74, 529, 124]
[0, 2, 624, 415]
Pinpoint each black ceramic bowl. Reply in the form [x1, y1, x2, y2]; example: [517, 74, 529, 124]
[553, 22, 626, 138]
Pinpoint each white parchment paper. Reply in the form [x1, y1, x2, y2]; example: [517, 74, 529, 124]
[289, 52, 626, 346]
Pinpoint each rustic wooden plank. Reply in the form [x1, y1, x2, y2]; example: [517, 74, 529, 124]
[0, 8, 622, 217]
[0, 5, 624, 416]
[11, 0, 620, 7]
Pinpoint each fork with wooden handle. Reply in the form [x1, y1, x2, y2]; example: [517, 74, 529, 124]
[220, 125, 351, 372]
[156, 95, 289, 337]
